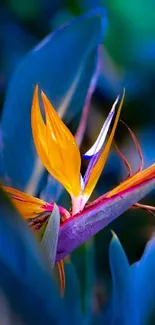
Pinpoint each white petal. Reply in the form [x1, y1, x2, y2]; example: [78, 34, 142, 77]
[84, 95, 119, 158]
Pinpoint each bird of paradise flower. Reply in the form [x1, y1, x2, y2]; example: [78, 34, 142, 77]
[3, 85, 155, 294]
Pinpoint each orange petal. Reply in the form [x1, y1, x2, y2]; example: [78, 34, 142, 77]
[83, 90, 125, 200]
[3, 186, 48, 219]
[31, 85, 81, 198]
[106, 163, 155, 198]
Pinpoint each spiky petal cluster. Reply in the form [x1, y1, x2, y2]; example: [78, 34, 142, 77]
[3, 85, 155, 219]
[3, 85, 155, 295]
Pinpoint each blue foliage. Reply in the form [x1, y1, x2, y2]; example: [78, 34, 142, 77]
[0, 9, 106, 192]
[109, 234, 135, 325]
[83, 240, 96, 325]
[42, 203, 60, 268]
[1, 187, 155, 325]
[64, 261, 83, 325]
[131, 237, 155, 325]
[1, 3, 155, 325]
[0, 188, 68, 325]
[0, 3, 37, 86]
[107, 234, 155, 325]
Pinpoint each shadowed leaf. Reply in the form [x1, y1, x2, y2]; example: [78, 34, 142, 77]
[109, 233, 133, 325]
[1, 9, 106, 194]
[132, 237, 155, 325]
[64, 260, 83, 325]
[42, 203, 60, 268]
[83, 238, 96, 325]
[0, 188, 68, 325]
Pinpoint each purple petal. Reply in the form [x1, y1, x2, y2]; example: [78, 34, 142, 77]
[56, 178, 155, 262]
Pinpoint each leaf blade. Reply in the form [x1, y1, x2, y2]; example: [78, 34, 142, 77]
[1, 9, 106, 193]
[42, 203, 60, 268]
[0, 188, 68, 325]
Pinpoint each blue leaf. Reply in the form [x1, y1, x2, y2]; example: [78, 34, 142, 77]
[83, 239, 96, 325]
[64, 260, 83, 325]
[109, 233, 133, 325]
[1, 8, 106, 192]
[42, 203, 60, 268]
[40, 174, 64, 202]
[131, 237, 155, 325]
[0, 188, 68, 325]
[0, 3, 37, 85]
